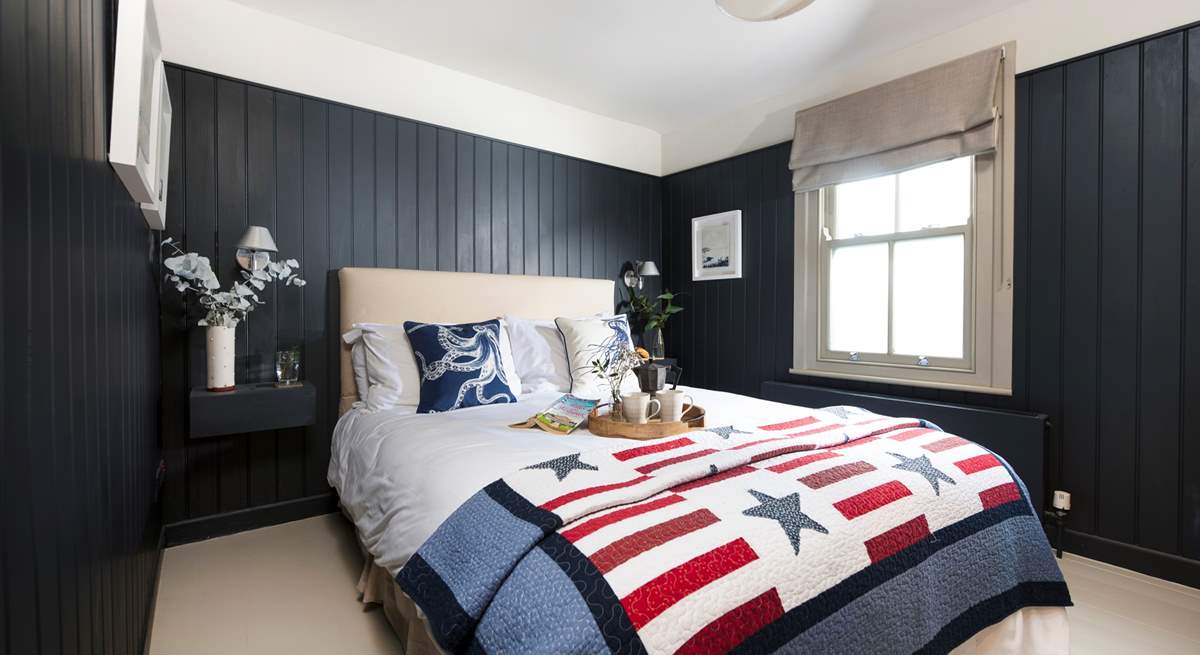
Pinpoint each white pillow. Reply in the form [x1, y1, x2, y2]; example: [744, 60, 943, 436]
[503, 315, 572, 394]
[350, 339, 368, 401]
[347, 321, 522, 411]
[554, 315, 640, 401]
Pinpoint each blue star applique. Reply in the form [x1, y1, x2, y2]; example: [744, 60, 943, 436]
[742, 489, 828, 554]
[524, 453, 598, 481]
[890, 452, 956, 495]
[706, 425, 751, 440]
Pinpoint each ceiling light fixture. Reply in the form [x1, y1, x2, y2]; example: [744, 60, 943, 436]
[715, 0, 818, 22]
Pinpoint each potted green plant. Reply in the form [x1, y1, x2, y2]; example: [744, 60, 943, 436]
[628, 290, 683, 359]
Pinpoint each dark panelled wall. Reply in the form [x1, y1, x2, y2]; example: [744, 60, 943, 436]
[1, 0, 163, 654]
[159, 65, 662, 525]
[662, 24, 1200, 585]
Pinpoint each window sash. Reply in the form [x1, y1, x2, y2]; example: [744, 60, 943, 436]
[816, 162, 977, 372]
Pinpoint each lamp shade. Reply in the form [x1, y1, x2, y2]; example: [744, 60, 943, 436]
[236, 226, 278, 252]
[638, 260, 660, 277]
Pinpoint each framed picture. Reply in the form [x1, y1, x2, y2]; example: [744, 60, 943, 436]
[692, 210, 742, 281]
[109, 0, 172, 230]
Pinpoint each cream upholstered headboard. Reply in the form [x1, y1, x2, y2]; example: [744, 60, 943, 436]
[338, 267, 615, 415]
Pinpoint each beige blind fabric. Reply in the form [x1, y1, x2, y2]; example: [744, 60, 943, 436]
[789, 46, 1003, 192]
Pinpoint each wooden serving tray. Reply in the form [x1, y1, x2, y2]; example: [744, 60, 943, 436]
[587, 405, 705, 440]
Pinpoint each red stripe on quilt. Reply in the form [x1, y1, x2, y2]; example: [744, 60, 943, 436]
[828, 435, 880, 450]
[766, 451, 840, 473]
[865, 515, 930, 563]
[749, 444, 819, 464]
[955, 453, 1001, 475]
[758, 416, 819, 431]
[785, 422, 846, 438]
[979, 482, 1022, 510]
[730, 435, 795, 451]
[674, 588, 784, 655]
[888, 428, 935, 441]
[834, 481, 912, 520]
[798, 461, 876, 489]
[622, 538, 758, 629]
[612, 437, 695, 461]
[589, 509, 719, 574]
[635, 448, 717, 474]
[560, 494, 686, 542]
[541, 475, 652, 512]
[671, 465, 756, 492]
[923, 436, 970, 453]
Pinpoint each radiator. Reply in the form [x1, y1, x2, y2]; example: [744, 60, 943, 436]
[760, 382, 1049, 511]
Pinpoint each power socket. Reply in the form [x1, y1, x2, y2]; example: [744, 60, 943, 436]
[1052, 490, 1071, 511]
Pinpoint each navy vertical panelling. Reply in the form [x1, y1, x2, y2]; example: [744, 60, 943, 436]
[661, 27, 1200, 585]
[491, 142, 508, 274]
[1027, 68, 1065, 521]
[397, 121, 418, 270]
[274, 92, 306, 502]
[1097, 45, 1141, 544]
[554, 156, 568, 276]
[183, 71, 219, 518]
[245, 85, 278, 508]
[1184, 27, 1200, 562]
[524, 148, 539, 275]
[539, 152, 554, 275]
[456, 133, 474, 272]
[417, 125, 438, 271]
[568, 160, 581, 277]
[375, 116, 398, 269]
[300, 98, 330, 494]
[352, 110, 376, 267]
[1061, 57, 1101, 534]
[475, 137, 491, 273]
[1139, 33, 1185, 554]
[508, 145, 524, 274]
[159, 66, 659, 529]
[2, 1, 162, 653]
[215, 76, 250, 515]
[437, 129, 456, 271]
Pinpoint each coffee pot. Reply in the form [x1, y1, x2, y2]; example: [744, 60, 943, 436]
[634, 361, 682, 395]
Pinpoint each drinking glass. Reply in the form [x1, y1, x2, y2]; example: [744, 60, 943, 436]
[275, 347, 301, 385]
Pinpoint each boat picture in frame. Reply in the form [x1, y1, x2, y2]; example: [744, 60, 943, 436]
[691, 209, 742, 281]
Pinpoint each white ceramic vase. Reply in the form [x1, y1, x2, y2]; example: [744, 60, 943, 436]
[206, 325, 236, 391]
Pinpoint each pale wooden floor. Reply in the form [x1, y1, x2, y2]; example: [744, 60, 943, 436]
[148, 514, 1200, 655]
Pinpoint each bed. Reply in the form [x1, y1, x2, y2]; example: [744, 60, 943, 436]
[330, 267, 1070, 654]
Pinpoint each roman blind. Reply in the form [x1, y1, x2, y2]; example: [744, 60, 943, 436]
[788, 46, 1004, 193]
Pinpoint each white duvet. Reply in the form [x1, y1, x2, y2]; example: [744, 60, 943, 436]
[328, 386, 804, 575]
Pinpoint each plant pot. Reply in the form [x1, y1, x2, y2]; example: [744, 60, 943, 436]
[206, 325, 236, 392]
[650, 327, 666, 360]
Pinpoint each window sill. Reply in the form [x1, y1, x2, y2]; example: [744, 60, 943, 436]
[787, 367, 1012, 397]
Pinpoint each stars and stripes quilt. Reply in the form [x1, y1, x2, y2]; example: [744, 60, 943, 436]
[397, 410, 1070, 654]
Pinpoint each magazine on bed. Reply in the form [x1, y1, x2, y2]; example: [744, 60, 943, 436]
[509, 394, 599, 434]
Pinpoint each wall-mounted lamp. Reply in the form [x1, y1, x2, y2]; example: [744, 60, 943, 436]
[235, 225, 278, 271]
[623, 260, 660, 290]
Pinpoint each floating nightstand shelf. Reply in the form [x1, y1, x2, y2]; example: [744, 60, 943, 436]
[189, 381, 316, 439]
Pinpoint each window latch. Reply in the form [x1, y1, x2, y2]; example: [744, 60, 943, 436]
[917, 356, 930, 367]
[848, 352, 860, 362]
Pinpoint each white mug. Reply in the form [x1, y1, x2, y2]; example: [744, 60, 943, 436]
[657, 389, 694, 422]
[621, 392, 661, 424]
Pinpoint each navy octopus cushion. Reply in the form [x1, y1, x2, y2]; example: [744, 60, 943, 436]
[403, 319, 518, 414]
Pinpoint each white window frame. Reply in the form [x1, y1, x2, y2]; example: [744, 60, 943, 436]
[792, 53, 1014, 395]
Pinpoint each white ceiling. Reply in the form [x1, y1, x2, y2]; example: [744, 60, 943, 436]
[231, 0, 1024, 134]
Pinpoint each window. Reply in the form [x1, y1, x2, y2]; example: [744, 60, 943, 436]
[793, 151, 1013, 394]
[823, 156, 972, 366]
[790, 44, 1014, 394]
